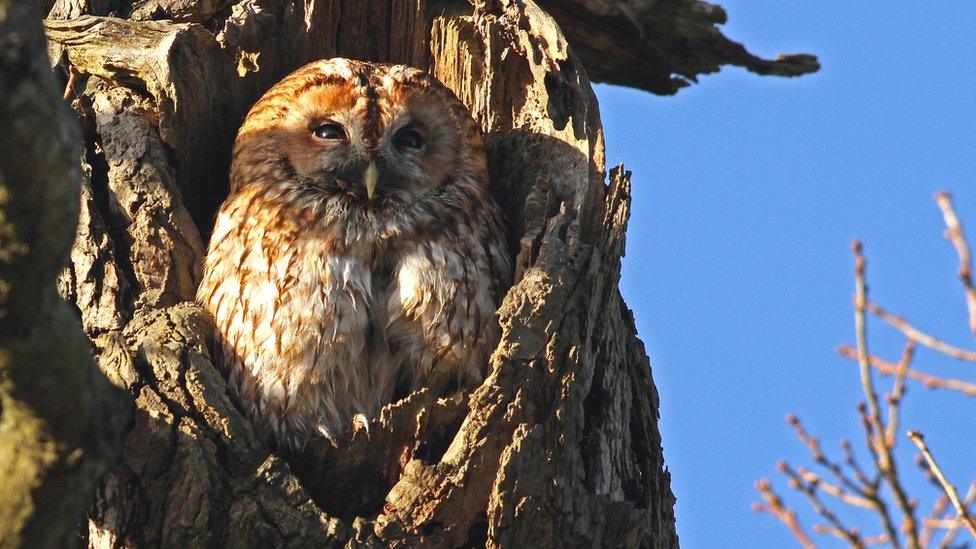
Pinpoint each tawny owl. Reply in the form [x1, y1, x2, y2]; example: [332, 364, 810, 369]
[198, 58, 511, 448]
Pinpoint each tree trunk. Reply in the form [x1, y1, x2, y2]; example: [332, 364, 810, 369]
[7, 0, 815, 546]
[0, 2, 122, 546]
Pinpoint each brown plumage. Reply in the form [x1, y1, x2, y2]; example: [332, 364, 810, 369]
[198, 59, 510, 448]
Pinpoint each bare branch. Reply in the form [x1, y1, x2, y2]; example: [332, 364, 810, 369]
[841, 439, 873, 488]
[763, 199, 976, 548]
[934, 191, 976, 336]
[861, 534, 891, 546]
[786, 412, 902, 545]
[915, 454, 942, 488]
[787, 415, 865, 495]
[924, 517, 976, 530]
[937, 528, 960, 549]
[811, 524, 864, 547]
[866, 301, 976, 362]
[853, 241, 883, 436]
[907, 432, 976, 539]
[811, 526, 889, 547]
[837, 346, 976, 396]
[884, 340, 915, 447]
[937, 483, 976, 549]
[797, 468, 875, 510]
[855, 403, 882, 483]
[753, 479, 817, 549]
[919, 495, 949, 548]
[779, 460, 865, 547]
[851, 241, 920, 548]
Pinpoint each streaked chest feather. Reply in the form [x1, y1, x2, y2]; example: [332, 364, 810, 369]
[199, 183, 508, 444]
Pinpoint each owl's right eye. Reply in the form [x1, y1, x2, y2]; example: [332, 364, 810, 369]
[312, 123, 347, 141]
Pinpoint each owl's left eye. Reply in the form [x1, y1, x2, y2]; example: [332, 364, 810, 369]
[312, 122, 347, 140]
[393, 128, 425, 150]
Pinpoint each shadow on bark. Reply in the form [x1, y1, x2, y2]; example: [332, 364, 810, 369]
[0, 3, 125, 546]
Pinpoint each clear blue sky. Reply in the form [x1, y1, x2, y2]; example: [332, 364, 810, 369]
[595, 3, 976, 547]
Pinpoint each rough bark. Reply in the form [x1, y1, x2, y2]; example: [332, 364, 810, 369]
[12, 0, 814, 546]
[0, 2, 122, 546]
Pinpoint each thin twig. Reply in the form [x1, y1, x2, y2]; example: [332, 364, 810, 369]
[919, 495, 949, 548]
[910, 438, 976, 545]
[837, 346, 976, 396]
[938, 483, 976, 549]
[787, 415, 866, 496]
[937, 527, 959, 549]
[907, 432, 976, 539]
[935, 191, 976, 336]
[841, 439, 873, 488]
[853, 241, 883, 435]
[753, 479, 817, 549]
[855, 403, 881, 483]
[861, 534, 890, 546]
[838, 430, 903, 547]
[852, 241, 919, 548]
[785, 414, 904, 543]
[813, 526, 889, 546]
[811, 524, 865, 547]
[866, 301, 976, 362]
[914, 454, 941, 488]
[925, 517, 975, 529]
[780, 461, 865, 547]
[761, 200, 976, 548]
[884, 340, 915, 447]
[797, 467, 875, 509]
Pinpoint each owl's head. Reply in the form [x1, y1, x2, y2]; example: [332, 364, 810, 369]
[231, 58, 487, 206]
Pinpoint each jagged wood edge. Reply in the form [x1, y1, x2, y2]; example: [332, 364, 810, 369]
[537, 0, 819, 95]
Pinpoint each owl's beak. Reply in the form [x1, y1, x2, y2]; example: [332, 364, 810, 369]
[363, 161, 379, 199]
